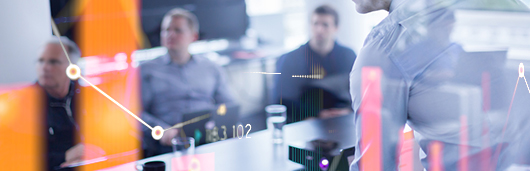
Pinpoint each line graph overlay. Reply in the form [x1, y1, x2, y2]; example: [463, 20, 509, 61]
[51, 19, 73, 65]
[50, 18, 204, 140]
[164, 114, 211, 131]
[493, 63, 529, 161]
[79, 76, 153, 130]
[51, 18, 154, 131]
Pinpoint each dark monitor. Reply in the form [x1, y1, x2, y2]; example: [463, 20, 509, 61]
[141, 0, 250, 48]
[49, 0, 250, 48]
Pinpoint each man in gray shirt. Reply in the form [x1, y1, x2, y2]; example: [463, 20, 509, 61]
[140, 8, 235, 156]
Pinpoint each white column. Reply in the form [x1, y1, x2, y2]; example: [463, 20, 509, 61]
[0, 0, 51, 85]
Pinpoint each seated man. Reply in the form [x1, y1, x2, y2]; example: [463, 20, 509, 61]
[273, 5, 357, 123]
[36, 36, 104, 170]
[140, 8, 236, 157]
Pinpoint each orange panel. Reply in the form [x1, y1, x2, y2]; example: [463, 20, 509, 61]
[74, 0, 143, 170]
[0, 85, 44, 170]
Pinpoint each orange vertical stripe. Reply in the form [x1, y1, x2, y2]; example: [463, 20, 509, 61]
[359, 67, 383, 171]
[0, 86, 44, 170]
[75, 0, 142, 170]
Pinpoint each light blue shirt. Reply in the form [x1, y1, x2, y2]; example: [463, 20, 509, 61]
[140, 54, 235, 129]
[349, 0, 529, 170]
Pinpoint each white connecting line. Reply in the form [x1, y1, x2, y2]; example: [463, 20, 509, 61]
[78, 76, 153, 130]
[244, 72, 281, 75]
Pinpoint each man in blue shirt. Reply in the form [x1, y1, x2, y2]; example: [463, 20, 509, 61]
[348, 0, 529, 170]
[273, 5, 357, 123]
[140, 8, 236, 157]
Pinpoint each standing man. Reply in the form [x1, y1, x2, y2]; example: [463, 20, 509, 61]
[273, 5, 357, 123]
[37, 36, 104, 170]
[140, 8, 236, 157]
[348, 0, 528, 170]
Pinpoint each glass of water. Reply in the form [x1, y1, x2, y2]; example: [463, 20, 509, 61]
[266, 104, 287, 144]
[171, 137, 195, 157]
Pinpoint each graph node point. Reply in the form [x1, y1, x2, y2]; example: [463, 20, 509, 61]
[152, 126, 164, 140]
[519, 63, 524, 77]
[66, 64, 81, 80]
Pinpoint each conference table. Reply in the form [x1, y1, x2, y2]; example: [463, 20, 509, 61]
[104, 114, 356, 171]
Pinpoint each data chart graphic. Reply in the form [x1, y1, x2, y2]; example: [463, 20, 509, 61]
[291, 74, 324, 79]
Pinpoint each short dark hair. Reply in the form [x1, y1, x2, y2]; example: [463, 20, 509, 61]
[313, 5, 339, 26]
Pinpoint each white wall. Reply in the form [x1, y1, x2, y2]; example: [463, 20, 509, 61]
[0, 0, 51, 85]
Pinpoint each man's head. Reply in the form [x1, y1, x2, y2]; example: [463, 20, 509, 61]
[160, 8, 199, 52]
[37, 36, 80, 89]
[351, 0, 392, 14]
[311, 5, 339, 46]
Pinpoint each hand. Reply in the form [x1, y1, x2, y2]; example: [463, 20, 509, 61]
[60, 143, 105, 168]
[318, 108, 351, 119]
[160, 128, 178, 146]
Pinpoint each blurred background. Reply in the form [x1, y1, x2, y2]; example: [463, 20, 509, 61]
[0, 0, 389, 132]
[0, 1, 389, 169]
[1, 0, 530, 170]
